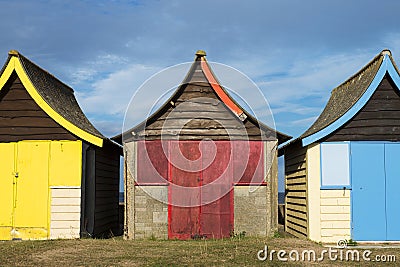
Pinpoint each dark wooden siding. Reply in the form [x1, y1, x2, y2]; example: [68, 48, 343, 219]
[93, 142, 120, 236]
[326, 74, 400, 141]
[284, 140, 308, 238]
[135, 82, 273, 141]
[0, 72, 77, 141]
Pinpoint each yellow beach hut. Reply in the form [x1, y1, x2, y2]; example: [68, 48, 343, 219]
[0, 50, 121, 240]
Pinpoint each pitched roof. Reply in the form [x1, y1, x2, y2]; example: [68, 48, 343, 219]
[0, 50, 106, 147]
[301, 51, 386, 139]
[280, 49, 400, 151]
[114, 50, 291, 144]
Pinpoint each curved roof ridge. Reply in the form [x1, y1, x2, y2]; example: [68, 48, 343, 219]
[9, 50, 75, 93]
[197, 54, 290, 142]
[113, 50, 291, 144]
[331, 50, 387, 94]
[197, 54, 245, 119]
[300, 51, 385, 139]
[0, 50, 107, 146]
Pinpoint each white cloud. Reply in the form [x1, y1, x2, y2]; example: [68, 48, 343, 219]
[76, 63, 161, 117]
[258, 51, 375, 109]
[69, 53, 129, 85]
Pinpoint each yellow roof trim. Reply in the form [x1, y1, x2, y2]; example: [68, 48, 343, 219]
[0, 56, 103, 147]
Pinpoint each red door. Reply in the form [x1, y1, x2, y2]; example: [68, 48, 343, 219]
[168, 141, 202, 239]
[200, 141, 233, 239]
[168, 141, 234, 239]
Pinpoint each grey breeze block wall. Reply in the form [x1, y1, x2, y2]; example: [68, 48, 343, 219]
[124, 142, 168, 239]
[234, 140, 278, 237]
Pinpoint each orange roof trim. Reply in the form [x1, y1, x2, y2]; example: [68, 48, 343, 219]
[199, 57, 245, 119]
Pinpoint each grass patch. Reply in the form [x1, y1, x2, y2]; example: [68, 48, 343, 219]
[0, 236, 399, 266]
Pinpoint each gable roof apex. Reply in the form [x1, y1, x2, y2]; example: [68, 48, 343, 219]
[294, 50, 400, 147]
[8, 50, 19, 56]
[195, 50, 207, 58]
[113, 51, 291, 144]
[0, 50, 108, 147]
[381, 49, 392, 56]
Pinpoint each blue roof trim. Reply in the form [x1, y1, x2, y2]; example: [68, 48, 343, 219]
[302, 55, 398, 146]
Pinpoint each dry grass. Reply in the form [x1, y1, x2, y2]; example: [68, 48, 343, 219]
[0, 235, 399, 266]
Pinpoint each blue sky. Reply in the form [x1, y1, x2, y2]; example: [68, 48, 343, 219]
[2, 0, 400, 191]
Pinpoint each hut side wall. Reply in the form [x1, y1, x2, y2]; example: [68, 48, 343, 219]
[124, 141, 135, 239]
[125, 139, 277, 239]
[267, 140, 279, 236]
[124, 141, 168, 239]
[234, 141, 277, 237]
[0, 140, 83, 240]
[306, 143, 320, 241]
[0, 73, 77, 142]
[50, 187, 81, 239]
[320, 190, 351, 243]
[133, 186, 168, 239]
[284, 141, 308, 238]
[326, 75, 400, 141]
[93, 143, 120, 237]
[48, 141, 82, 239]
[234, 186, 267, 236]
[307, 143, 351, 243]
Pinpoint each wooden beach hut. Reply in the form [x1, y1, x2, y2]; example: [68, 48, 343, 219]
[0, 50, 121, 240]
[115, 50, 291, 239]
[279, 49, 400, 242]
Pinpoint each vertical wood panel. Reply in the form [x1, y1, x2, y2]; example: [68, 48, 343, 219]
[93, 143, 120, 237]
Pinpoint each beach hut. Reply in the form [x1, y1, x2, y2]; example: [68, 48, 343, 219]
[279, 49, 400, 242]
[0, 50, 121, 240]
[115, 50, 290, 239]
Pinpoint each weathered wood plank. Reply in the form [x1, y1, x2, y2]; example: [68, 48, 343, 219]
[286, 207, 307, 218]
[0, 127, 68, 134]
[345, 118, 400, 127]
[0, 117, 60, 127]
[286, 176, 307, 185]
[284, 148, 307, 160]
[286, 221, 307, 236]
[286, 197, 307, 206]
[285, 153, 306, 165]
[286, 184, 307, 191]
[286, 169, 306, 179]
[285, 162, 306, 173]
[286, 190, 307, 198]
[286, 214, 307, 227]
[286, 205, 307, 213]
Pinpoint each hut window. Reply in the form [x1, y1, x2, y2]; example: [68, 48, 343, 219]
[320, 142, 350, 188]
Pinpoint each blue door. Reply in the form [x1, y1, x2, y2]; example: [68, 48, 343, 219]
[351, 142, 400, 241]
[351, 143, 386, 241]
[385, 143, 400, 240]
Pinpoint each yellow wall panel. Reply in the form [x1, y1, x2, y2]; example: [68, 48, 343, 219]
[0, 140, 83, 240]
[49, 141, 82, 186]
[0, 143, 15, 240]
[13, 141, 50, 239]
